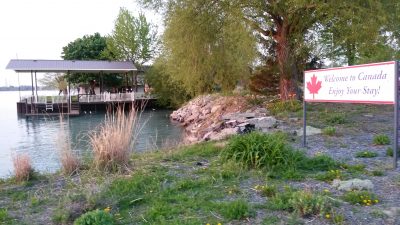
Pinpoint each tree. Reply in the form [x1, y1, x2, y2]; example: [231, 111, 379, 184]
[39, 73, 68, 94]
[104, 8, 157, 69]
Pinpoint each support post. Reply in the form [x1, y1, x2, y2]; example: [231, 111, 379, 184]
[34, 71, 38, 102]
[30, 70, 34, 98]
[68, 71, 71, 114]
[303, 100, 307, 147]
[394, 61, 398, 169]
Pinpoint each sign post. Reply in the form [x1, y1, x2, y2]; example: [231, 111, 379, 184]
[303, 61, 398, 169]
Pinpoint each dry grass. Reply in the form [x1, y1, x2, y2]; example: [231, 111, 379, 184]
[12, 153, 33, 182]
[57, 116, 80, 175]
[89, 106, 138, 172]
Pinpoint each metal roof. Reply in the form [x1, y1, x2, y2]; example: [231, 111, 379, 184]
[6, 59, 137, 73]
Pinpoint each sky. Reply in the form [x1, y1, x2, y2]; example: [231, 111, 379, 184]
[0, 0, 161, 86]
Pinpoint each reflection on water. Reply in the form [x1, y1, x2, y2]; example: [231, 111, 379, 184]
[0, 91, 183, 177]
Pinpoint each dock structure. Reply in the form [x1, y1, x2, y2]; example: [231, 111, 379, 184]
[6, 59, 155, 117]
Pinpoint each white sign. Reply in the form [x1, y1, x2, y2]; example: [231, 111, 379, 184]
[304, 61, 396, 104]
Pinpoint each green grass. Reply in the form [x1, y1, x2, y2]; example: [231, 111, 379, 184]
[386, 147, 399, 157]
[268, 100, 302, 116]
[322, 126, 336, 136]
[218, 199, 254, 220]
[325, 113, 347, 125]
[373, 134, 390, 145]
[342, 190, 379, 206]
[355, 151, 378, 158]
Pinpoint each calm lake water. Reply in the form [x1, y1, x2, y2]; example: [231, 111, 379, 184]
[0, 91, 183, 178]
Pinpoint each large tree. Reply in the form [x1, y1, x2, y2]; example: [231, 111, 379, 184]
[104, 8, 157, 70]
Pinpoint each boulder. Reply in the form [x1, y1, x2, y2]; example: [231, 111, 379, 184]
[383, 207, 400, 218]
[296, 126, 322, 136]
[332, 178, 374, 191]
[208, 127, 239, 141]
[246, 116, 277, 129]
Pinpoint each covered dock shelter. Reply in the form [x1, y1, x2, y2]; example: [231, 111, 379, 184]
[6, 59, 150, 116]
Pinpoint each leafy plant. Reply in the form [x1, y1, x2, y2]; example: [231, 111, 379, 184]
[371, 170, 384, 176]
[373, 134, 390, 145]
[325, 113, 346, 125]
[74, 209, 115, 225]
[316, 170, 343, 182]
[342, 190, 379, 206]
[322, 126, 336, 136]
[0, 208, 11, 222]
[289, 190, 332, 217]
[254, 184, 277, 197]
[386, 147, 399, 157]
[355, 151, 378, 158]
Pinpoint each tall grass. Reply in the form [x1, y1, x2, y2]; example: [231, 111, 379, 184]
[89, 106, 138, 172]
[57, 116, 80, 175]
[12, 153, 33, 182]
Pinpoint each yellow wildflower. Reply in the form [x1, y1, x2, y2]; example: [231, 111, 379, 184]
[374, 199, 379, 203]
[324, 189, 330, 193]
[218, 223, 222, 225]
[366, 203, 371, 206]
[104, 207, 111, 213]
[325, 214, 331, 219]
[363, 200, 367, 203]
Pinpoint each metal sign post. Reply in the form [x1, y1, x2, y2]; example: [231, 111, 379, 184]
[395, 61, 399, 169]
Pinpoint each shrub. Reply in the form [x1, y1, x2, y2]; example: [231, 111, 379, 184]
[89, 107, 137, 172]
[221, 132, 303, 171]
[268, 100, 302, 115]
[322, 126, 336, 136]
[342, 190, 379, 206]
[355, 151, 378, 158]
[325, 113, 346, 125]
[373, 134, 390, 145]
[219, 199, 253, 220]
[12, 154, 34, 183]
[74, 209, 115, 225]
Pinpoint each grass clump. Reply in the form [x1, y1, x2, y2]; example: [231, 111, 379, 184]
[12, 153, 34, 183]
[268, 100, 302, 116]
[373, 134, 390, 145]
[0, 208, 11, 223]
[57, 116, 80, 175]
[219, 199, 253, 220]
[322, 126, 336, 136]
[74, 209, 115, 225]
[221, 132, 303, 172]
[316, 169, 343, 182]
[325, 113, 346, 125]
[355, 151, 378, 158]
[254, 184, 277, 197]
[386, 147, 399, 157]
[89, 107, 137, 172]
[342, 190, 379, 206]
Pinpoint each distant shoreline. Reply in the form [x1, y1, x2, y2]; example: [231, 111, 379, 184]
[0, 86, 52, 91]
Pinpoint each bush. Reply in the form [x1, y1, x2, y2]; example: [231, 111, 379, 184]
[89, 107, 137, 172]
[355, 151, 378, 158]
[322, 126, 336, 136]
[268, 100, 302, 115]
[373, 134, 390, 145]
[342, 190, 379, 206]
[12, 154, 34, 183]
[74, 209, 114, 225]
[221, 132, 303, 171]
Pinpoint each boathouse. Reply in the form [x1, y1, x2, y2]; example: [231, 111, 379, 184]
[6, 59, 154, 116]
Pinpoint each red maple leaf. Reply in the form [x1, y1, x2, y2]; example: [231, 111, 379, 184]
[306, 74, 322, 99]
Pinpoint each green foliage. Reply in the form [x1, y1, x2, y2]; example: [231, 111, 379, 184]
[316, 170, 343, 182]
[371, 170, 384, 176]
[386, 147, 399, 157]
[322, 126, 336, 136]
[105, 8, 157, 67]
[52, 208, 70, 224]
[161, 0, 256, 96]
[221, 132, 302, 171]
[289, 190, 332, 217]
[219, 199, 253, 220]
[373, 134, 390, 145]
[0, 208, 10, 222]
[325, 113, 346, 125]
[74, 209, 114, 225]
[62, 33, 108, 60]
[341, 163, 366, 174]
[298, 154, 338, 172]
[342, 190, 379, 206]
[268, 100, 302, 116]
[254, 184, 277, 197]
[355, 151, 378, 158]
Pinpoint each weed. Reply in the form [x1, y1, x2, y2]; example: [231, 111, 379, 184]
[89, 107, 138, 172]
[58, 115, 80, 175]
[268, 100, 302, 116]
[12, 153, 34, 183]
[373, 134, 390, 145]
[386, 147, 399, 157]
[370, 209, 388, 218]
[355, 151, 378, 158]
[298, 154, 338, 172]
[262, 216, 280, 224]
[254, 184, 277, 197]
[316, 170, 343, 182]
[323, 126, 336, 136]
[0, 208, 10, 222]
[52, 208, 70, 224]
[342, 190, 379, 206]
[325, 113, 346, 125]
[289, 190, 332, 218]
[266, 186, 296, 211]
[219, 199, 253, 220]
[371, 170, 384, 176]
[341, 163, 366, 174]
[74, 209, 115, 225]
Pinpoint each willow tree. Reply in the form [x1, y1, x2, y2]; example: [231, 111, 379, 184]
[160, 0, 256, 95]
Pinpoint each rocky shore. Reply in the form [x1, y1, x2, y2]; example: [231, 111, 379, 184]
[170, 95, 282, 143]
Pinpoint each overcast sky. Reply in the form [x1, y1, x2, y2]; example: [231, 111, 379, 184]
[0, 0, 161, 86]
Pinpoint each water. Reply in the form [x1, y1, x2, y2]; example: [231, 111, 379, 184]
[0, 91, 183, 178]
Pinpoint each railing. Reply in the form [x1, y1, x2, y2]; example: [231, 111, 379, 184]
[20, 92, 154, 104]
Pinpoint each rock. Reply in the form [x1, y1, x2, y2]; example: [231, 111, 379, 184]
[246, 116, 277, 129]
[363, 114, 374, 118]
[208, 127, 239, 141]
[289, 117, 300, 122]
[225, 120, 238, 127]
[332, 178, 374, 191]
[296, 126, 322, 136]
[211, 105, 222, 114]
[383, 207, 400, 218]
